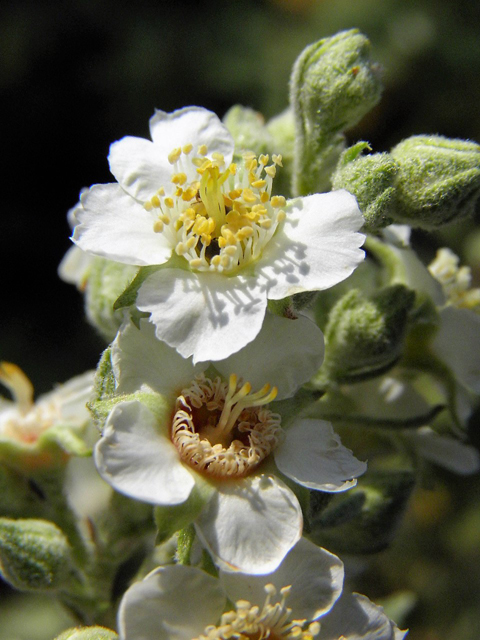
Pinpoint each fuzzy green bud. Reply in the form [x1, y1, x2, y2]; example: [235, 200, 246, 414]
[223, 105, 272, 155]
[0, 518, 77, 591]
[332, 143, 399, 230]
[314, 285, 415, 386]
[290, 29, 383, 195]
[391, 135, 480, 228]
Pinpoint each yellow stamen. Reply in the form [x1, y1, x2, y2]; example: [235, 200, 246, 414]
[0, 362, 34, 414]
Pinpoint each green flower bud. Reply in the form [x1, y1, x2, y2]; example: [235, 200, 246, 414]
[54, 627, 118, 640]
[332, 143, 399, 230]
[0, 518, 77, 591]
[314, 285, 415, 386]
[391, 135, 480, 228]
[309, 469, 415, 554]
[85, 257, 138, 342]
[290, 29, 383, 195]
[223, 105, 272, 155]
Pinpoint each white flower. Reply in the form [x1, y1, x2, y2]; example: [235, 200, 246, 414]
[118, 538, 343, 640]
[117, 538, 406, 640]
[73, 106, 365, 362]
[0, 363, 94, 468]
[94, 316, 366, 574]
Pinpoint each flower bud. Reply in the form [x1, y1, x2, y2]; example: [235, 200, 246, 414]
[0, 518, 77, 591]
[391, 135, 480, 228]
[314, 285, 415, 386]
[332, 143, 399, 230]
[290, 29, 383, 194]
[223, 105, 272, 155]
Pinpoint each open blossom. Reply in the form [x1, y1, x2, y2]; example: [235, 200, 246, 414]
[118, 537, 406, 640]
[73, 106, 365, 363]
[0, 363, 94, 469]
[94, 315, 366, 574]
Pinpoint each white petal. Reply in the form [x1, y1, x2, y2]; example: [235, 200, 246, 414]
[318, 592, 403, 640]
[118, 565, 226, 640]
[215, 313, 324, 401]
[112, 319, 204, 396]
[38, 371, 95, 423]
[433, 306, 480, 393]
[149, 106, 234, 166]
[73, 184, 172, 265]
[275, 419, 367, 492]
[137, 269, 268, 363]
[58, 245, 92, 287]
[109, 136, 175, 202]
[256, 191, 365, 300]
[195, 474, 302, 574]
[94, 400, 195, 505]
[406, 426, 480, 475]
[221, 537, 343, 621]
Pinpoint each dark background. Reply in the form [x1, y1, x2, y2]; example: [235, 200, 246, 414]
[2, 0, 480, 394]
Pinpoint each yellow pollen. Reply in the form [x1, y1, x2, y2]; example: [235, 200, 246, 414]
[172, 173, 187, 185]
[251, 179, 267, 189]
[242, 188, 257, 203]
[198, 144, 208, 156]
[271, 195, 286, 208]
[164, 197, 174, 208]
[168, 148, 182, 164]
[264, 165, 277, 178]
[150, 195, 161, 208]
[153, 220, 164, 233]
[259, 154, 269, 165]
[260, 191, 270, 203]
[182, 143, 193, 154]
[272, 154, 283, 166]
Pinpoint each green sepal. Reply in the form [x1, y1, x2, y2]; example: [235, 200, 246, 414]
[309, 469, 415, 554]
[267, 297, 295, 318]
[54, 627, 118, 640]
[113, 265, 163, 310]
[89, 390, 171, 435]
[223, 105, 272, 156]
[0, 518, 79, 592]
[154, 478, 214, 546]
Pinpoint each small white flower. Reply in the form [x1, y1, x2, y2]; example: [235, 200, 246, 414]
[94, 316, 366, 574]
[73, 106, 365, 362]
[118, 538, 343, 640]
[117, 538, 406, 640]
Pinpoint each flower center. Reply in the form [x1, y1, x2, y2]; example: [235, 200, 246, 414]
[428, 247, 480, 310]
[144, 146, 286, 275]
[0, 362, 58, 443]
[171, 373, 282, 478]
[194, 584, 320, 640]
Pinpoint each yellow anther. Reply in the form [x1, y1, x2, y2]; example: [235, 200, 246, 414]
[175, 242, 186, 255]
[259, 154, 269, 165]
[182, 143, 193, 154]
[229, 163, 237, 175]
[0, 362, 34, 413]
[164, 197, 174, 208]
[259, 219, 272, 229]
[144, 201, 153, 211]
[211, 255, 221, 267]
[271, 195, 286, 208]
[264, 165, 277, 178]
[157, 187, 165, 196]
[168, 147, 182, 164]
[218, 237, 227, 248]
[212, 152, 225, 164]
[277, 210, 286, 222]
[224, 245, 237, 256]
[242, 188, 257, 203]
[151, 195, 161, 208]
[160, 214, 171, 224]
[153, 220, 164, 233]
[260, 191, 270, 203]
[251, 204, 267, 215]
[175, 187, 183, 197]
[242, 151, 256, 161]
[237, 227, 254, 240]
[272, 154, 283, 166]
[251, 179, 266, 189]
[198, 144, 208, 156]
[229, 189, 242, 200]
[220, 255, 231, 268]
[172, 172, 187, 185]
[195, 159, 213, 174]
[186, 236, 197, 249]
[182, 187, 198, 201]
[189, 258, 203, 268]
